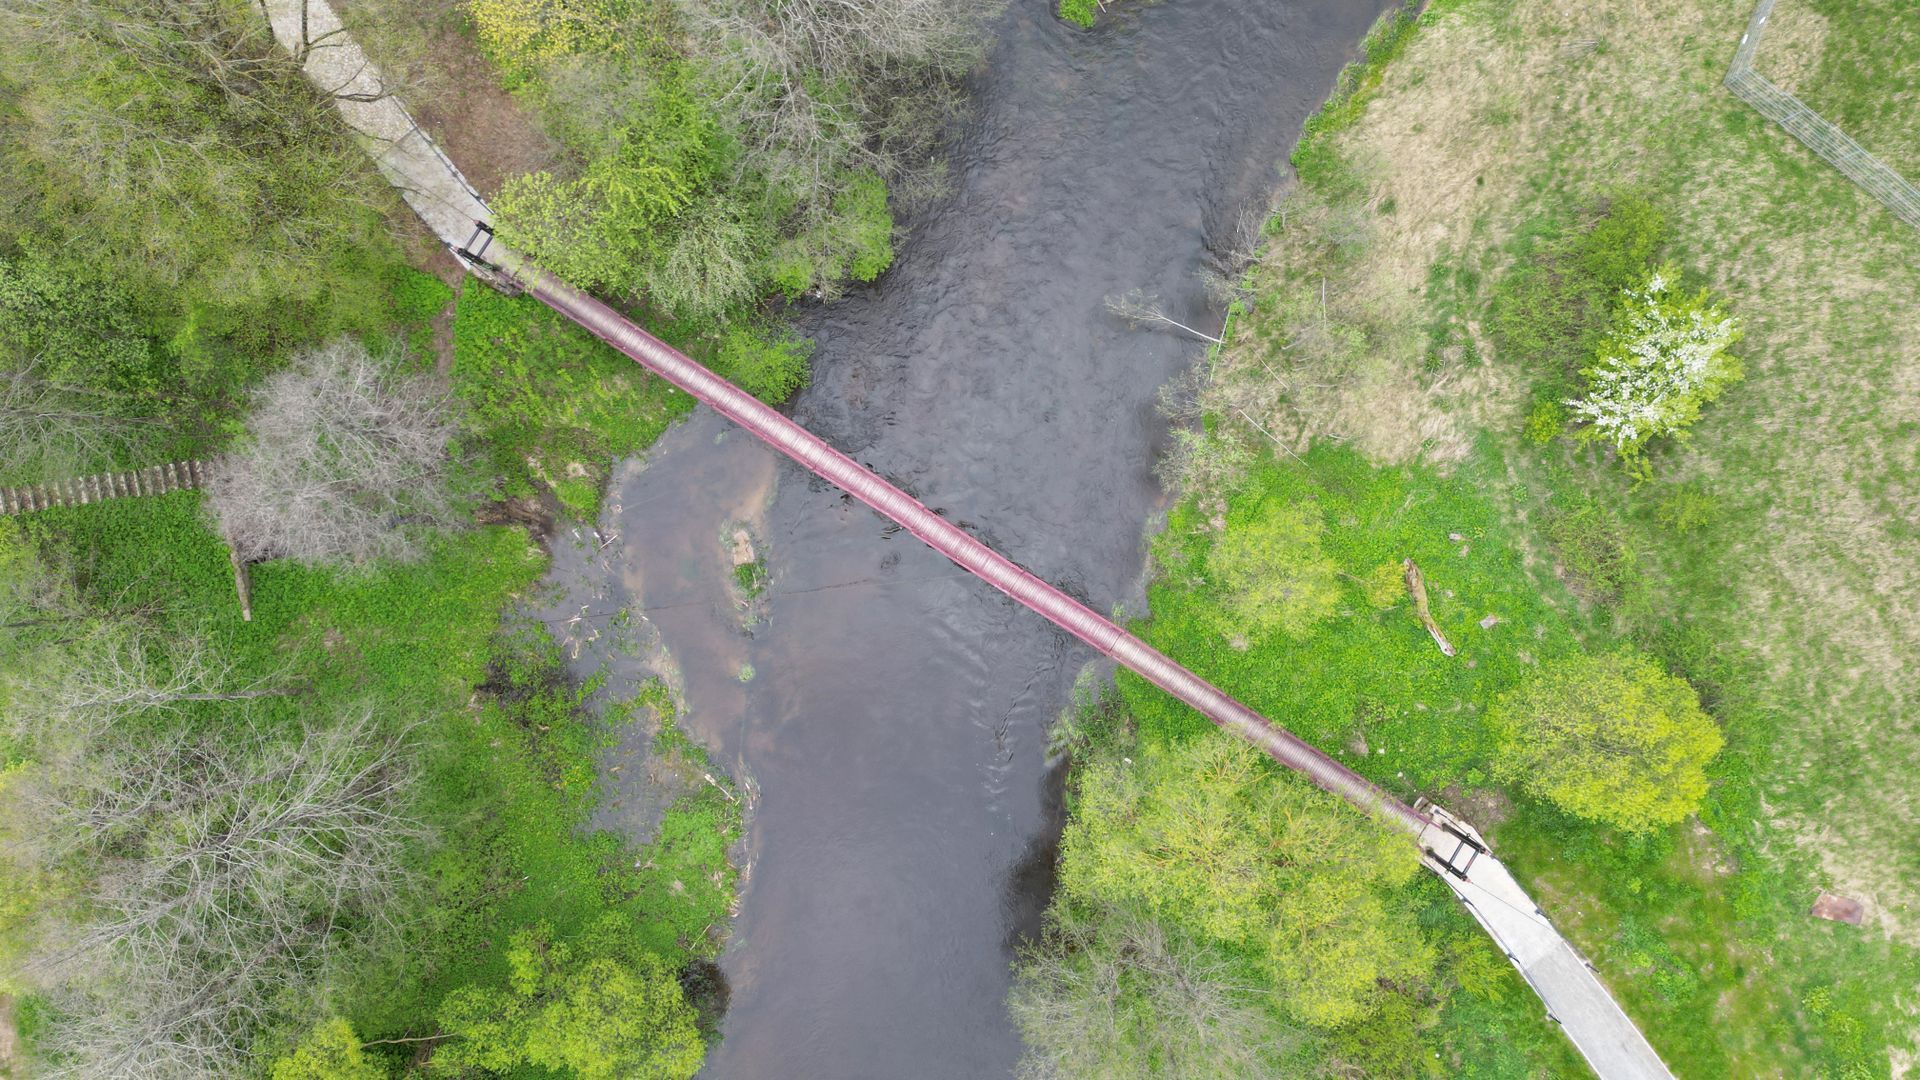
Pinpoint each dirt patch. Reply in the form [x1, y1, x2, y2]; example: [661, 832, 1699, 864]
[1, 994, 18, 1079]
[410, 44, 556, 200]
[1442, 783, 1513, 832]
[334, 0, 556, 200]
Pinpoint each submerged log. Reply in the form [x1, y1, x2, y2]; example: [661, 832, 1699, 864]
[1403, 559, 1456, 657]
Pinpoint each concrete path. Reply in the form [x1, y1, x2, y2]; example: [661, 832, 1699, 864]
[259, 0, 497, 253]
[262, 7, 1675, 1077]
[1422, 807, 1674, 1080]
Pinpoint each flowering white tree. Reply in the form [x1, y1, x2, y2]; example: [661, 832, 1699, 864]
[1568, 265, 1742, 457]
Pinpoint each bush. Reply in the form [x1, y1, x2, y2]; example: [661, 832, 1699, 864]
[1057, 736, 1432, 1028]
[1203, 498, 1341, 639]
[1567, 265, 1743, 458]
[269, 1019, 384, 1080]
[433, 916, 704, 1080]
[1009, 904, 1304, 1079]
[1490, 193, 1670, 406]
[468, 0, 627, 72]
[711, 322, 813, 404]
[1490, 652, 1723, 832]
[1058, 0, 1097, 28]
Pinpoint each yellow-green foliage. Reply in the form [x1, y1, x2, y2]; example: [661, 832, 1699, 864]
[1358, 560, 1404, 609]
[1059, 736, 1431, 1028]
[1491, 652, 1722, 833]
[434, 917, 704, 1080]
[1202, 498, 1341, 639]
[268, 1019, 383, 1080]
[467, 0, 624, 70]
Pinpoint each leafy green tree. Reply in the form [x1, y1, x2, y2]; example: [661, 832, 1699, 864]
[1568, 265, 1742, 458]
[434, 916, 703, 1080]
[1490, 652, 1723, 832]
[1057, 736, 1432, 1028]
[269, 1019, 384, 1080]
[1204, 499, 1341, 639]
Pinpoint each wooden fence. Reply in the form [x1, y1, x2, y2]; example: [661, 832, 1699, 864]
[0, 460, 212, 515]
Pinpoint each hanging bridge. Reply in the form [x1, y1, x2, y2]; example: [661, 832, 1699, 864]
[262, 2, 1675, 1075]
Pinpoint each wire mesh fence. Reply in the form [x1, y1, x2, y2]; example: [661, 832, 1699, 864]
[1726, 0, 1920, 230]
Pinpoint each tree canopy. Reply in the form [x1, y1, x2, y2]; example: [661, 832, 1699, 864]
[434, 916, 704, 1080]
[1056, 735, 1432, 1028]
[1490, 651, 1723, 832]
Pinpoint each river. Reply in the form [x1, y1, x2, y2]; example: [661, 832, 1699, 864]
[540, 1, 1393, 1075]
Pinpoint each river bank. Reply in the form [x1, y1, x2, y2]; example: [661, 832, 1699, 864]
[1018, 0, 1920, 1076]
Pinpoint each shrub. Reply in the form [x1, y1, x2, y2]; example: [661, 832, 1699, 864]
[644, 197, 761, 321]
[711, 323, 813, 404]
[1567, 265, 1742, 458]
[1490, 652, 1723, 832]
[1489, 193, 1669, 403]
[269, 1019, 384, 1080]
[467, 0, 626, 71]
[676, 0, 998, 215]
[1057, 736, 1432, 1027]
[1653, 481, 1719, 534]
[1541, 495, 1637, 602]
[1010, 904, 1303, 1079]
[1203, 498, 1341, 639]
[434, 916, 704, 1080]
[1058, 0, 1098, 28]
[1523, 398, 1566, 445]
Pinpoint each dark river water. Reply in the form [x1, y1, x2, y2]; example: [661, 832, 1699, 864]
[541, 1, 1391, 1075]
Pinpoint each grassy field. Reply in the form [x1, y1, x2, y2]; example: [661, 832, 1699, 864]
[1109, 0, 1920, 1074]
[1758, 0, 1920, 179]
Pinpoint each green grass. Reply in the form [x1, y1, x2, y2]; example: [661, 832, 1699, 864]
[451, 285, 691, 519]
[1112, 439, 1917, 1076]
[1772, 0, 1920, 179]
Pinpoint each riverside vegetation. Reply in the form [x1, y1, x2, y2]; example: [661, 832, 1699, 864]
[1015, 2, 1919, 1078]
[0, 0, 999, 1076]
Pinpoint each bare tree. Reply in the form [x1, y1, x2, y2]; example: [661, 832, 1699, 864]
[677, 0, 1002, 212]
[1105, 290, 1225, 345]
[206, 339, 459, 567]
[3, 627, 299, 754]
[1, 709, 420, 1080]
[1011, 904, 1303, 1079]
[0, 356, 137, 480]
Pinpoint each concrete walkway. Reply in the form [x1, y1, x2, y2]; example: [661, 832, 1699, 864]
[259, 0, 497, 253]
[263, 7, 1675, 1077]
[1422, 806, 1674, 1079]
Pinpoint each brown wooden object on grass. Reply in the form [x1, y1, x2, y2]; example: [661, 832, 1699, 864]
[1403, 558, 1456, 657]
[1810, 891, 1865, 925]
